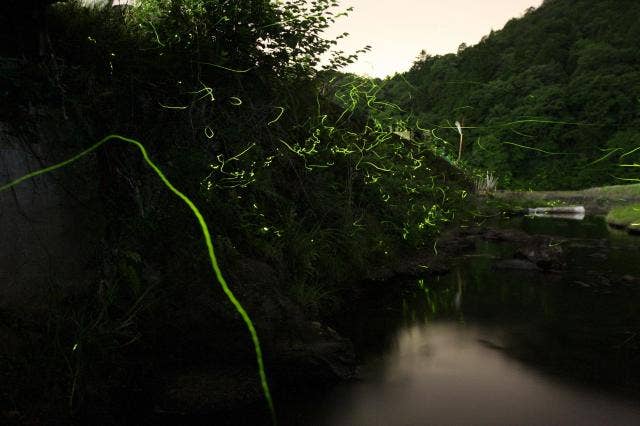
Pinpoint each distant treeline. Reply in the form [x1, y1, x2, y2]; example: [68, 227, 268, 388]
[380, 0, 640, 190]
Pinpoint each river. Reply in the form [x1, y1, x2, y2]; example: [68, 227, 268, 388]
[277, 216, 640, 425]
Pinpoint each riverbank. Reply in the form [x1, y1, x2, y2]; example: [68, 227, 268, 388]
[493, 184, 640, 215]
[5, 209, 637, 425]
[269, 215, 640, 425]
[489, 184, 640, 233]
[293, 215, 640, 425]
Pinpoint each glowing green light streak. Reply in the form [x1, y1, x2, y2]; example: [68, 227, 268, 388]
[475, 137, 488, 152]
[446, 80, 486, 86]
[196, 61, 253, 73]
[331, 146, 355, 155]
[436, 118, 589, 132]
[611, 173, 640, 183]
[586, 148, 621, 166]
[364, 137, 383, 152]
[0, 135, 276, 424]
[398, 73, 417, 90]
[145, 19, 165, 47]
[230, 97, 243, 106]
[278, 138, 303, 156]
[436, 187, 447, 206]
[502, 141, 571, 155]
[158, 102, 189, 110]
[362, 161, 392, 172]
[620, 145, 640, 159]
[499, 118, 589, 127]
[268, 107, 285, 126]
[415, 120, 430, 134]
[226, 143, 256, 163]
[430, 129, 450, 145]
[189, 85, 215, 102]
[217, 179, 257, 189]
[371, 100, 404, 112]
[510, 128, 534, 138]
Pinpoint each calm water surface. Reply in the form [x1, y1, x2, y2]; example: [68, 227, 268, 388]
[283, 217, 640, 425]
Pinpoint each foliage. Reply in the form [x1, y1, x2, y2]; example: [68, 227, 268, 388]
[1, 0, 468, 422]
[474, 171, 498, 195]
[379, 0, 640, 190]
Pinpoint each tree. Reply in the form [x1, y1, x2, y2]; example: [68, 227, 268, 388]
[381, 0, 640, 189]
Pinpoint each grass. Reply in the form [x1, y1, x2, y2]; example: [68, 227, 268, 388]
[605, 204, 640, 232]
[582, 184, 640, 200]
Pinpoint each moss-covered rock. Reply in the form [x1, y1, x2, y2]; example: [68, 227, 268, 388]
[606, 204, 640, 233]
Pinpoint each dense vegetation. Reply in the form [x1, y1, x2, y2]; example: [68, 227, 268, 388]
[5, 0, 638, 422]
[380, 0, 640, 190]
[0, 0, 468, 422]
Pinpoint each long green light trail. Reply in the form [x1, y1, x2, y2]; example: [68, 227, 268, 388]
[0, 134, 276, 424]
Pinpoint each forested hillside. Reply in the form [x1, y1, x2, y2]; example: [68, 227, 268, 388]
[380, 0, 640, 190]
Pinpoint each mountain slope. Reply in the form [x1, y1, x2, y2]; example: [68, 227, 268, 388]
[380, 0, 640, 190]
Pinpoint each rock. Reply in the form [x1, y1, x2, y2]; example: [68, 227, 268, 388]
[622, 275, 636, 283]
[514, 238, 564, 270]
[272, 322, 355, 384]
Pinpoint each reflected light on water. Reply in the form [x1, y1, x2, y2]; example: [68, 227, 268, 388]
[318, 322, 640, 426]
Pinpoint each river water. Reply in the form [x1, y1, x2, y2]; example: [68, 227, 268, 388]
[281, 216, 640, 425]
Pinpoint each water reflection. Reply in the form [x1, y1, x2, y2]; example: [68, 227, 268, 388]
[300, 217, 640, 425]
[454, 269, 463, 311]
[319, 323, 640, 426]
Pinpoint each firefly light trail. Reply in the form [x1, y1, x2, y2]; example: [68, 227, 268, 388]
[0, 134, 276, 424]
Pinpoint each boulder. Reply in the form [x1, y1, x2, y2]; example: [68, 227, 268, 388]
[514, 238, 564, 270]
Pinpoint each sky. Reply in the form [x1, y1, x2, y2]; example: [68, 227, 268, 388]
[321, 0, 543, 78]
[85, 0, 543, 78]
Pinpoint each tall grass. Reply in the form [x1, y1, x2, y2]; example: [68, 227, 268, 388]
[474, 171, 498, 195]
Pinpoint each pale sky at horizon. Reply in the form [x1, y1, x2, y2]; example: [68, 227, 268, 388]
[322, 0, 544, 78]
[87, 0, 544, 78]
